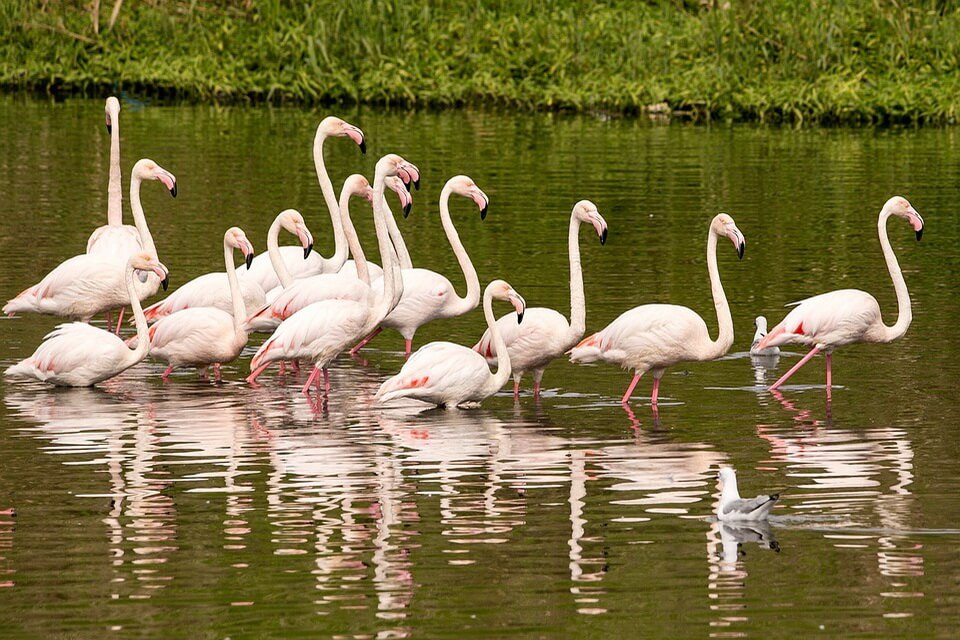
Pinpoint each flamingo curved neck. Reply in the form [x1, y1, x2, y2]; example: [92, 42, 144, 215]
[877, 209, 912, 342]
[700, 230, 734, 361]
[564, 214, 586, 349]
[365, 172, 401, 332]
[383, 198, 413, 269]
[224, 240, 246, 333]
[340, 192, 370, 285]
[313, 131, 348, 272]
[124, 264, 151, 365]
[483, 288, 512, 394]
[438, 184, 480, 316]
[129, 175, 157, 256]
[107, 108, 122, 226]
[266, 218, 294, 289]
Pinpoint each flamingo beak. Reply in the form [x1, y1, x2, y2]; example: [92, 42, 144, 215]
[105, 116, 112, 134]
[590, 212, 608, 245]
[728, 226, 745, 259]
[344, 125, 366, 154]
[297, 225, 314, 259]
[907, 206, 924, 240]
[471, 188, 489, 220]
[157, 170, 177, 197]
[152, 266, 169, 291]
[508, 291, 526, 323]
[242, 242, 255, 269]
[396, 162, 421, 192]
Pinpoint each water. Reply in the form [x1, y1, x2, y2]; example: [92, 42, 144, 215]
[1, 98, 959, 637]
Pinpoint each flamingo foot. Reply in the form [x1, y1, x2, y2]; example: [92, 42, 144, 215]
[246, 361, 271, 385]
[161, 366, 174, 381]
[350, 327, 382, 355]
[769, 346, 821, 391]
[621, 373, 642, 404]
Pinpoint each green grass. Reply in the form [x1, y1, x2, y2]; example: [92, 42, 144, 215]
[2, 0, 959, 123]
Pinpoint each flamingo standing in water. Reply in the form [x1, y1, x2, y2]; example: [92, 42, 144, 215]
[352, 175, 489, 357]
[4, 159, 176, 326]
[569, 213, 745, 406]
[236, 116, 366, 292]
[755, 196, 924, 398]
[139, 228, 256, 381]
[376, 279, 526, 408]
[5, 253, 169, 387]
[246, 154, 419, 392]
[474, 200, 607, 399]
[142, 209, 313, 322]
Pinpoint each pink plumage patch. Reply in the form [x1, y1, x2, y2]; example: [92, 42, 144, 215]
[406, 376, 429, 388]
[793, 322, 805, 335]
[575, 334, 599, 350]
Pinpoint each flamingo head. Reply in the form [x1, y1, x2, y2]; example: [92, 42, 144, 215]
[343, 174, 374, 203]
[573, 200, 608, 245]
[488, 279, 526, 324]
[447, 176, 489, 220]
[128, 252, 169, 291]
[712, 213, 745, 259]
[225, 227, 256, 269]
[318, 116, 366, 154]
[277, 209, 314, 259]
[885, 196, 924, 241]
[386, 176, 413, 217]
[376, 154, 420, 192]
[104, 96, 120, 133]
[133, 159, 177, 198]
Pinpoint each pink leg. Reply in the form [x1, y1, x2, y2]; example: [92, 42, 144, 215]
[115, 307, 125, 335]
[513, 381, 520, 399]
[825, 353, 832, 400]
[105, 311, 113, 331]
[301, 367, 320, 395]
[246, 361, 271, 385]
[404, 339, 412, 358]
[621, 373, 642, 404]
[279, 361, 286, 376]
[214, 363, 222, 382]
[651, 377, 661, 405]
[161, 366, 174, 381]
[533, 381, 541, 398]
[769, 346, 821, 391]
[322, 368, 331, 395]
[350, 327, 382, 355]
[292, 359, 301, 373]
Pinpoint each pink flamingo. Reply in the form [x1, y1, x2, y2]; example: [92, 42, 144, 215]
[236, 116, 366, 292]
[4, 159, 175, 326]
[86, 97, 141, 259]
[755, 196, 924, 398]
[142, 209, 313, 323]
[352, 175, 489, 357]
[140, 228, 256, 382]
[474, 200, 607, 399]
[569, 213, 745, 406]
[5, 253, 169, 387]
[375, 280, 526, 408]
[246, 154, 419, 391]
[338, 175, 415, 282]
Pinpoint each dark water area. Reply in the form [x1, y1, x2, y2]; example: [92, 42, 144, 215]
[0, 98, 958, 638]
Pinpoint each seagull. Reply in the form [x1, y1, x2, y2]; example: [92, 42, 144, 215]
[750, 316, 780, 356]
[716, 467, 779, 521]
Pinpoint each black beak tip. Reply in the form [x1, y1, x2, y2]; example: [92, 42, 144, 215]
[600, 228, 608, 245]
[737, 243, 745, 260]
[359, 140, 367, 155]
[413, 179, 420, 191]
[303, 244, 313, 259]
[105, 124, 112, 134]
[517, 311, 524, 324]
[246, 253, 255, 269]
[161, 276, 169, 291]
[403, 181, 412, 193]
[169, 183, 178, 198]
[480, 206, 488, 221]
[916, 228, 923, 241]
[403, 203, 412, 218]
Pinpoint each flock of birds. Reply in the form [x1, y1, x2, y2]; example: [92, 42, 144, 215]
[0, 98, 927, 520]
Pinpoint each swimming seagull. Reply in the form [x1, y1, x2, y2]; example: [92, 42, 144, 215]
[716, 467, 779, 521]
[750, 316, 780, 356]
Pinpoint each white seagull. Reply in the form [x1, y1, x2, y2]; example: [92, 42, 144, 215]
[716, 467, 779, 521]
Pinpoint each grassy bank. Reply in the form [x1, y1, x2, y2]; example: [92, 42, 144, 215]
[2, 0, 959, 123]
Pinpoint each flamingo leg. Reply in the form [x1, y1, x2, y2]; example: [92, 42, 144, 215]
[651, 377, 661, 405]
[105, 310, 113, 331]
[404, 339, 412, 358]
[322, 368, 331, 396]
[825, 353, 832, 400]
[621, 372, 643, 404]
[513, 380, 520, 399]
[214, 363, 222, 382]
[161, 366, 174, 381]
[769, 346, 821, 391]
[279, 361, 286, 376]
[301, 367, 320, 395]
[292, 359, 301, 373]
[246, 361, 272, 385]
[532, 370, 544, 399]
[350, 327, 382, 355]
[114, 307, 125, 335]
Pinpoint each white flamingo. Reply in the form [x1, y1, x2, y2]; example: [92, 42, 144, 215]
[4, 159, 175, 325]
[236, 116, 366, 292]
[474, 200, 607, 399]
[142, 209, 313, 322]
[375, 279, 526, 408]
[569, 213, 745, 406]
[754, 197, 924, 398]
[246, 154, 420, 392]
[352, 175, 489, 357]
[140, 228, 256, 381]
[86, 97, 141, 259]
[5, 253, 169, 387]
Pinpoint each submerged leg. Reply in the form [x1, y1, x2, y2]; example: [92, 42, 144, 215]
[279, 361, 286, 376]
[214, 363, 222, 382]
[513, 380, 520, 399]
[291, 359, 301, 373]
[532, 369, 544, 399]
[350, 327, 382, 355]
[246, 361, 271, 385]
[621, 372, 643, 404]
[301, 367, 320, 396]
[651, 378, 661, 405]
[769, 346, 821, 391]
[322, 368, 331, 396]
[161, 366, 174, 381]
[825, 352, 832, 400]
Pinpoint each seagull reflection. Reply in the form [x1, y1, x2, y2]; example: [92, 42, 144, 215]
[750, 353, 780, 387]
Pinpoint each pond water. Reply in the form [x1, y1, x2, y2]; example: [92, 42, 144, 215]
[0, 98, 958, 638]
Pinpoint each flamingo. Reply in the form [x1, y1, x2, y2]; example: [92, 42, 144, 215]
[474, 200, 607, 399]
[375, 279, 526, 408]
[142, 209, 313, 322]
[236, 116, 366, 292]
[5, 252, 169, 387]
[569, 213, 745, 406]
[86, 97, 141, 259]
[716, 468, 779, 521]
[749, 316, 779, 356]
[244, 175, 412, 332]
[755, 196, 924, 398]
[352, 175, 489, 357]
[140, 228, 256, 382]
[338, 175, 415, 281]
[4, 159, 176, 325]
[246, 154, 420, 391]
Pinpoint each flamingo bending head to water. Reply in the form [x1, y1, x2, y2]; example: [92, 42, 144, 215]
[755, 196, 924, 398]
[569, 213, 745, 406]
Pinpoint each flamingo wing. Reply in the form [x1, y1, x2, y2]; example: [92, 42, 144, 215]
[144, 272, 264, 321]
[86, 224, 142, 259]
[377, 342, 491, 403]
[251, 299, 368, 368]
[476, 308, 570, 369]
[6, 322, 129, 384]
